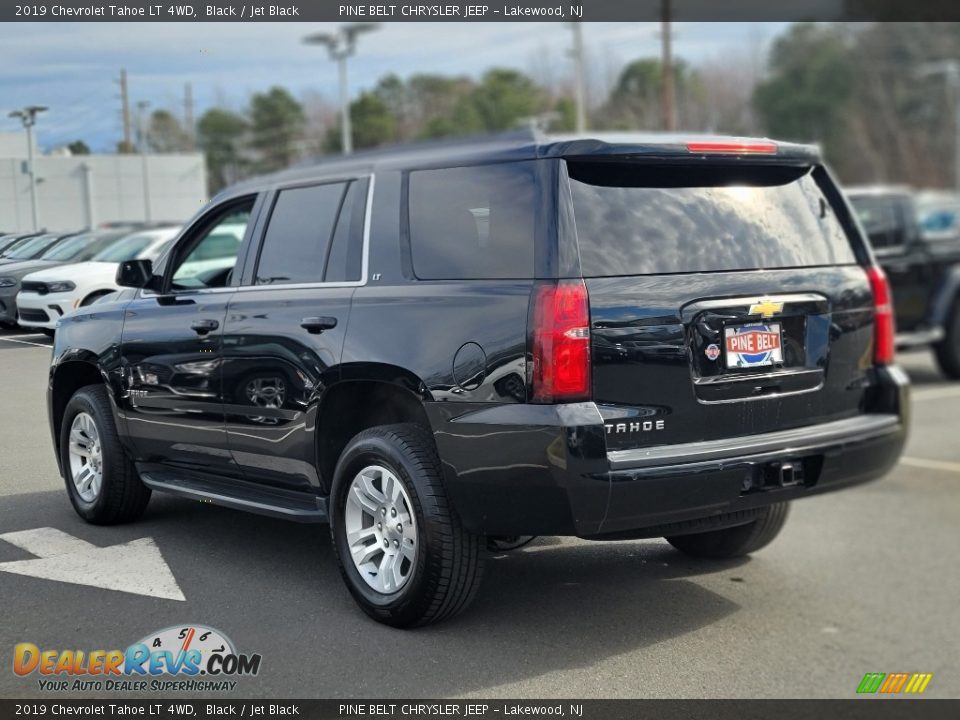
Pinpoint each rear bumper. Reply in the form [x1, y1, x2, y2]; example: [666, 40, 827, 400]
[428, 366, 910, 537]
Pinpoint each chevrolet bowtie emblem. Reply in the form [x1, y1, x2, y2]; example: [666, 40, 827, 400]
[748, 300, 784, 318]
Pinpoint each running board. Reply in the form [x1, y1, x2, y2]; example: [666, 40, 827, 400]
[139, 467, 328, 523]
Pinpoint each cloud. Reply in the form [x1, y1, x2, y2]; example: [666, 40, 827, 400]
[0, 21, 787, 149]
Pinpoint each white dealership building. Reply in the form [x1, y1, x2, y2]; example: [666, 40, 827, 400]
[0, 132, 207, 233]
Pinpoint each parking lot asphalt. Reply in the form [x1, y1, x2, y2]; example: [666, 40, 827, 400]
[0, 325, 958, 699]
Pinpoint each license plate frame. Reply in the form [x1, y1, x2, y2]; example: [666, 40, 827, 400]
[724, 322, 784, 369]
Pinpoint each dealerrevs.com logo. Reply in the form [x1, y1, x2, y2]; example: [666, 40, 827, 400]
[14, 625, 262, 693]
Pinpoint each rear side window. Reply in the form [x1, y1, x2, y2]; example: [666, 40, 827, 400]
[407, 162, 536, 280]
[568, 162, 857, 276]
[255, 180, 364, 285]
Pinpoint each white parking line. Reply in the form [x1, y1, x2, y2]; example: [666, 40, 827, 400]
[912, 386, 960, 402]
[900, 457, 960, 474]
[0, 336, 50, 348]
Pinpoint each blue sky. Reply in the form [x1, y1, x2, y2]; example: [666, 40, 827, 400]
[0, 22, 789, 152]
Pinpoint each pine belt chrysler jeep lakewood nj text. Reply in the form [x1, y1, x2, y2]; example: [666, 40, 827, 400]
[47, 132, 910, 627]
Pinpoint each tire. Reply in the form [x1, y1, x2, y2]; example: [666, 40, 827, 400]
[665, 503, 790, 559]
[934, 299, 960, 379]
[487, 536, 537, 552]
[330, 423, 485, 628]
[60, 385, 151, 524]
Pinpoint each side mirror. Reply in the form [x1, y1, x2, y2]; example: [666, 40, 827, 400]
[116, 259, 156, 289]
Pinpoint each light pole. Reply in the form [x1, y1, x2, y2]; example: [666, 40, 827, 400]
[567, 23, 587, 133]
[303, 23, 380, 154]
[918, 60, 960, 193]
[8, 105, 47, 231]
[136, 100, 152, 222]
[660, 0, 675, 132]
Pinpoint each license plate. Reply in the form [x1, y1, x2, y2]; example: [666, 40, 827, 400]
[724, 322, 783, 369]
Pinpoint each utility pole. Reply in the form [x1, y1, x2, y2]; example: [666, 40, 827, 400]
[660, 0, 675, 132]
[136, 100, 152, 222]
[338, 55, 351, 154]
[118, 69, 132, 153]
[303, 23, 380, 155]
[184, 82, 195, 151]
[8, 105, 47, 231]
[568, 22, 587, 133]
[918, 60, 960, 193]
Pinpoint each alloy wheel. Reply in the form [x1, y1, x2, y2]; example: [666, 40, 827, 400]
[344, 464, 418, 594]
[68, 412, 103, 502]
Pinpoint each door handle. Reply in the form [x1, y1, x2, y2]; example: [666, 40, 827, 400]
[300, 316, 338, 334]
[190, 319, 220, 335]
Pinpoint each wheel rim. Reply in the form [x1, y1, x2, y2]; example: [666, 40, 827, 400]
[344, 464, 418, 594]
[68, 412, 103, 503]
[245, 377, 285, 408]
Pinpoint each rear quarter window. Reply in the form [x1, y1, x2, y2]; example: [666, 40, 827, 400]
[407, 162, 537, 280]
[568, 162, 858, 276]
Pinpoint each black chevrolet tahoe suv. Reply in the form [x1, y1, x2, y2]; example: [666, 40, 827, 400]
[847, 186, 960, 378]
[48, 132, 909, 627]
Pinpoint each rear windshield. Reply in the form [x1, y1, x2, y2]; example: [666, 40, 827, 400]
[567, 162, 857, 276]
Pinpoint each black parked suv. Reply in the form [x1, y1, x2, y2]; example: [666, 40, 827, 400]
[847, 186, 960, 378]
[48, 132, 909, 627]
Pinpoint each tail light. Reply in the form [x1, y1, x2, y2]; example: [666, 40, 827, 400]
[866, 265, 895, 365]
[530, 280, 591, 403]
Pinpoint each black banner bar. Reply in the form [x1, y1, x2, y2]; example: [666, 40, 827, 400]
[1, 700, 959, 720]
[5, 0, 960, 22]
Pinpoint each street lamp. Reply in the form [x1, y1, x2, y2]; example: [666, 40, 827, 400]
[918, 60, 960, 193]
[8, 105, 47, 231]
[303, 23, 380, 155]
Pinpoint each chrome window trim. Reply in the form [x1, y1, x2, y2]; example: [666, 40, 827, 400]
[138, 286, 237, 299]
[237, 173, 374, 293]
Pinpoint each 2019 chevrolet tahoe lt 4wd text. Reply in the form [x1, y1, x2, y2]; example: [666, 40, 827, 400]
[47, 132, 909, 627]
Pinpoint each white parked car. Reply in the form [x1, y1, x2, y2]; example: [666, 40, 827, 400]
[16, 227, 180, 331]
[169, 223, 247, 282]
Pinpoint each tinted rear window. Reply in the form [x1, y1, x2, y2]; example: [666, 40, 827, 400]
[408, 162, 536, 280]
[255, 183, 346, 285]
[568, 162, 857, 276]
